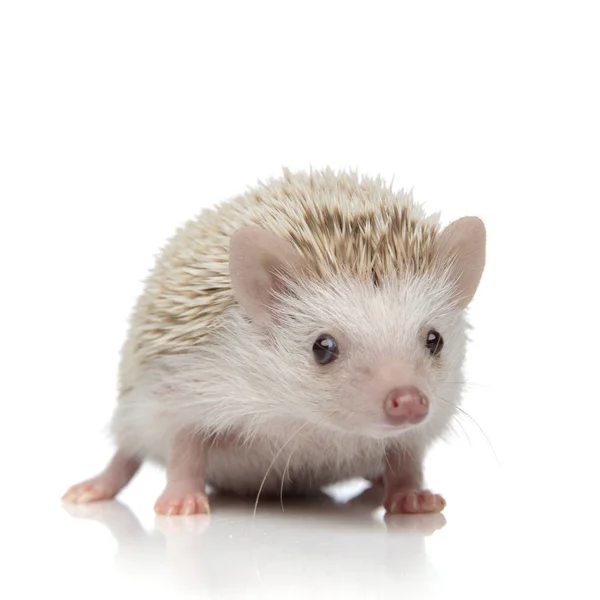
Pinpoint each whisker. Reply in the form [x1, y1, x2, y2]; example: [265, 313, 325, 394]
[279, 443, 298, 513]
[444, 381, 487, 389]
[454, 415, 473, 448]
[253, 422, 308, 518]
[380, 439, 393, 474]
[437, 405, 473, 448]
[405, 440, 417, 465]
[435, 394, 501, 469]
[436, 402, 473, 446]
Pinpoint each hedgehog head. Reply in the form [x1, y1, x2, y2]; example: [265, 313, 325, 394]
[227, 215, 486, 440]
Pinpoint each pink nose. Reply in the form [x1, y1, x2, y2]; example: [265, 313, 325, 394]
[384, 386, 429, 425]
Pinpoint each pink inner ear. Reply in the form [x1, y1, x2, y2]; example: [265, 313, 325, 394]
[438, 217, 486, 309]
[229, 226, 304, 324]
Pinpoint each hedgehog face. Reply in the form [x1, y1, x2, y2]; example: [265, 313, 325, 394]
[228, 219, 485, 439]
[264, 274, 469, 439]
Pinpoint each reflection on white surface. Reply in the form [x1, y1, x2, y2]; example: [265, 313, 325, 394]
[47, 445, 600, 600]
[61, 482, 446, 599]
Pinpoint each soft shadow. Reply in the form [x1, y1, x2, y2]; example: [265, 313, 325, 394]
[62, 485, 444, 596]
[207, 484, 445, 533]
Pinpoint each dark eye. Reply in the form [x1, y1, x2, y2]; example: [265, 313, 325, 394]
[425, 330, 443, 356]
[312, 334, 338, 365]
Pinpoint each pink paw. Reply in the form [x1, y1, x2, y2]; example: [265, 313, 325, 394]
[62, 479, 116, 504]
[385, 490, 446, 514]
[154, 483, 209, 516]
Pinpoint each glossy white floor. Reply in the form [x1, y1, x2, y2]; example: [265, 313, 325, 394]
[3, 2, 600, 599]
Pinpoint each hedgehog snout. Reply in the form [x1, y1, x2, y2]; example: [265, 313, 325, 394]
[383, 386, 429, 425]
[349, 358, 431, 430]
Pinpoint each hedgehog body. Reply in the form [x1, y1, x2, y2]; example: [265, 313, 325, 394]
[64, 167, 486, 510]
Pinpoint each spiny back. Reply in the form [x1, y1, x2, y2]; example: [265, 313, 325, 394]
[119, 168, 441, 393]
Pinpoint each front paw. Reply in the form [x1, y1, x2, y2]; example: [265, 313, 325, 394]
[384, 490, 446, 514]
[62, 478, 118, 504]
[154, 481, 210, 516]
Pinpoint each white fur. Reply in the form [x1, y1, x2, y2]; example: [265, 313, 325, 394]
[111, 271, 468, 495]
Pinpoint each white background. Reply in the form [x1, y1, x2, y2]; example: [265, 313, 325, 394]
[1, 1, 599, 599]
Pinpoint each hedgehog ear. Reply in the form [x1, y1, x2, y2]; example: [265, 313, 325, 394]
[229, 226, 304, 324]
[437, 216, 486, 309]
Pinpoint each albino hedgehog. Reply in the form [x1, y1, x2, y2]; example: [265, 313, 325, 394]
[63, 168, 486, 516]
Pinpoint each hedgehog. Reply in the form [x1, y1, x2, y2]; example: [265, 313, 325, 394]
[63, 167, 486, 516]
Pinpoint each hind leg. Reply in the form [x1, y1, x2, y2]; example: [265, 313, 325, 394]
[62, 451, 141, 504]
